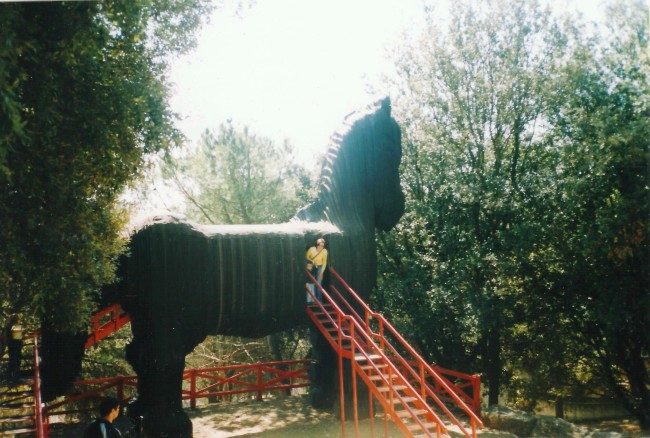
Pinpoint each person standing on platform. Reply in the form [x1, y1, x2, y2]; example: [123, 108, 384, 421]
[306, 259, 318, 304]
[306, 238, 328, 302]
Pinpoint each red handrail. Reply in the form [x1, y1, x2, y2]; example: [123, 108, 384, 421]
[183, 359, 312, 408]
[329, 277, 481, 415]
[307, 276, 450, 437]
[331, 268, 482, 419]
[327, 267, 483, 437]
[32, 333, 47, 438]
[347, 318, 448, 438]
[332, 280, 482, 415]
[43, 360, 311, 422]
[44, 376, 137, 417]
[85, 304, 131, 349]
[331, 268, 482, 411]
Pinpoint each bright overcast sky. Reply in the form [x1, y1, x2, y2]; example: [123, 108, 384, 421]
[169, 0, 607, 166]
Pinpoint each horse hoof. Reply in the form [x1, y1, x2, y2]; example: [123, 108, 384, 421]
[142, 408, 192, 438]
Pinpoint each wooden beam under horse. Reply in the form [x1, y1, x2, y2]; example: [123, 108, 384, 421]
[40, 97, 404, 437]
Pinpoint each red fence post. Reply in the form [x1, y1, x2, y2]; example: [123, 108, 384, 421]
[473, 375, 481, 416]
[117, 378, 124, 405]
[190, 369, 197, 409]
[32, 334, 46, 438]
[256, 362, 263, 402]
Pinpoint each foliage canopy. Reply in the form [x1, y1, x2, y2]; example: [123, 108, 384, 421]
[0, 0, 210, 331]
[377, 0, 649, 426]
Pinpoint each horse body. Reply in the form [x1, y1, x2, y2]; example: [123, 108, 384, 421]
[122, 217, 340, 337]
[40, 97, 404, 437]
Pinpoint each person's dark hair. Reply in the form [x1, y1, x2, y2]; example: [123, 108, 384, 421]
[98, 396, 120, 417]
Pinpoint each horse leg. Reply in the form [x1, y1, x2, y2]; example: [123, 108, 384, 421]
[310, 329, 372, 419]
[309, 329, 338, 409]
[126, 329, 192, 437]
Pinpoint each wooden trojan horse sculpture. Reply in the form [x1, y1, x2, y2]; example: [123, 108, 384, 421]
[39, 97, 405, 437]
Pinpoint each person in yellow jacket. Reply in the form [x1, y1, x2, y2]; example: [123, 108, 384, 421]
[306, 238, 328, 302]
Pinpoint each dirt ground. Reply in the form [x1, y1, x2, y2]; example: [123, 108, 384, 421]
[186, 395, 646, 438]
[187, 394, 504, 438]
[47, 395, 646, 437]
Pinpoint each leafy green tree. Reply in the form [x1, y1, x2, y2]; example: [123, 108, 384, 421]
[537, 0, 649, 426]
[378, 0, 572, 405]
[0, 1, 210, 332]
[379, 0, 649, 426]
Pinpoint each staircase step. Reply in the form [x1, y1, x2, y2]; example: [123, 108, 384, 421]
[376, 385, 407, 393]
[0, 427, 36, 436]
[0, 382, 33, 393]
[407, 421, 439, 432]
[0, 392, 31, 402]
[0, 403, 33, 410]
[0, 415, 35, 424]
[360, 363, 388, 372]
[396, 408, 427, 418]
[325, 326, 352, 335]
[308, 302, 332, 307]
[393, 396, 418, 404]
[412, 435, 450, 438]
[354, 354, 381, 361]
[368, 373, 398, 382]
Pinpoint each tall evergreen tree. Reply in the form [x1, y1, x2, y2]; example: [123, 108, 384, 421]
[162, 121, 314, 225]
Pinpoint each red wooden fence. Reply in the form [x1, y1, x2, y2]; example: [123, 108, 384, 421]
[43, 359, 312, 426]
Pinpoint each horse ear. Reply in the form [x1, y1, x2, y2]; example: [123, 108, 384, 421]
[380, 97, 391, 116]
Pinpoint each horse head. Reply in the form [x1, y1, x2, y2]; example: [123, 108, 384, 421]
[297, 98, 404, 232]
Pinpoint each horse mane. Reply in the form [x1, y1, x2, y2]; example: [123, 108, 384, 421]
[293, 97, 395, 225]
[318, 98, 391, 197]
[127, 211, 340, 240]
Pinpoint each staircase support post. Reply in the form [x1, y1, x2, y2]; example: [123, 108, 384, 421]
[351, 323, 359, 438]
[368, 387, 375, 437]
[339, 345, 346, 438]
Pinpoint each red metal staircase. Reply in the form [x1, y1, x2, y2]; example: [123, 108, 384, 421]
[84, 304, 131, 349]
[3, 267, 482, 437]
[306, 267, 483, 438]
[0, 333, 47, 437]
[0, 305, 129, 438]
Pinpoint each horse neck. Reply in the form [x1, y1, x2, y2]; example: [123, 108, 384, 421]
[318, 186, 376, 231]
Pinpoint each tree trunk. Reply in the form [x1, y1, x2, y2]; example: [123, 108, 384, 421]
[486, 325, 502, 406]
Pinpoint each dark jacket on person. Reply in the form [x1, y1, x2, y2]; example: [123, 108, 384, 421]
[82, 418, 121, 438]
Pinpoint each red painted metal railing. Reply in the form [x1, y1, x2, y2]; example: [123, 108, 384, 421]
[0, 331, 47, 437]
[306, 287, 448, 437]
[32, 263, 483, 438]
[306, 268, 483, 438]
[84, 304, 131, 349]
[42, 360, 311, 428]
[33, 333, 47, 438]
[43, 375, 138, 419]
[184, 360, 312, 408]
[330, 267, 483, 419]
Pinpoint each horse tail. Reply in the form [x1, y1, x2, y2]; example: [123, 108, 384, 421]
[100, 252, 129, 307]
[39, 322, 86, 402]
[40, 253, 129, 402]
